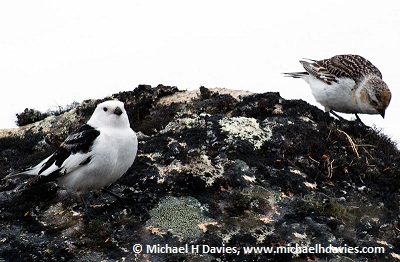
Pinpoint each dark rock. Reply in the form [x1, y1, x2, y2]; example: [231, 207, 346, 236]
[1, 85, 399, 261]
[16, 108, 47, 126]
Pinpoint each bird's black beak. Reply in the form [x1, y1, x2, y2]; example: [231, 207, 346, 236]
[378, 109, 385, 118]
[114, 107, 123, 116]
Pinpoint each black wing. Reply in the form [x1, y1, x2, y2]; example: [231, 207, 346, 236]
[38, 124, 100, 175]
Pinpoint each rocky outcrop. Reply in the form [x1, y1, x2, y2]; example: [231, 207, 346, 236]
[1, 85, 399, 261]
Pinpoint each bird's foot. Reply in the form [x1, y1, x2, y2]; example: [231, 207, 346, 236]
[328, 111, 369, 128]
[353, 114, 369, 128]
[329, 111, 345, 121]
[102, 188, 129, 206]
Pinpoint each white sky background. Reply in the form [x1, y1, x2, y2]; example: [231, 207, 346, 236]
[0, 1, 399, 144]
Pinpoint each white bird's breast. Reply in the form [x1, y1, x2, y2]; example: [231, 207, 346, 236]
[304, 76, 361, 113]
[58, 127, 138, 192]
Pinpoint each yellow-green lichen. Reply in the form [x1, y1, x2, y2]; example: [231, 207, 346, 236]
[219, 117, 272, 150]
[160, 113, 209, 134]
[146, 196, 213, 239]
[183, 154, 224, 186]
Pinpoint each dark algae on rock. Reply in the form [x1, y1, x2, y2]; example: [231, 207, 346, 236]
[0, 85, 399, 261]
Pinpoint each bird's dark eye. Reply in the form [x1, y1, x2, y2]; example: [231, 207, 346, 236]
[103, 107, 108, 112]
[370, 100, 378, 107]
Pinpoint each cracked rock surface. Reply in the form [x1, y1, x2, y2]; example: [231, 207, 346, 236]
[1, 85, 399, 261]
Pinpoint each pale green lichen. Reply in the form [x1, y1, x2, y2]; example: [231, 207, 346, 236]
[160, 113, 210, 134]
[146, 196, 214, 239]
[219, 117, 272, 150]
[183, 154, 224, 186]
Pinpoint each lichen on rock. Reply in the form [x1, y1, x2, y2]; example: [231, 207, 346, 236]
[219, 116, 273, 150]
[146, 196, 214, 239]
[1, 85, 399, 261]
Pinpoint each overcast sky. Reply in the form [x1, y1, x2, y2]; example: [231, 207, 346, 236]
[1, 1, 399, 144]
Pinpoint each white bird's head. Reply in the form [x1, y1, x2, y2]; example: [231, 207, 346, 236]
[358, 77, 391, 118]
[87, 100, 130, 128]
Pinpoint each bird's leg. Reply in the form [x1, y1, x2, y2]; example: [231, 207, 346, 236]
[79, 189, 128, 219]
[354, 114, 368, 127]
[329, 110, 345, 121]
[80, 192, 93, 219]
[354, 113, 363, 122]
[329, 111, 368, 127]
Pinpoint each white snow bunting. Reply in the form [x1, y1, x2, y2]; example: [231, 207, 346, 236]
[7, 100, 138, 192]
